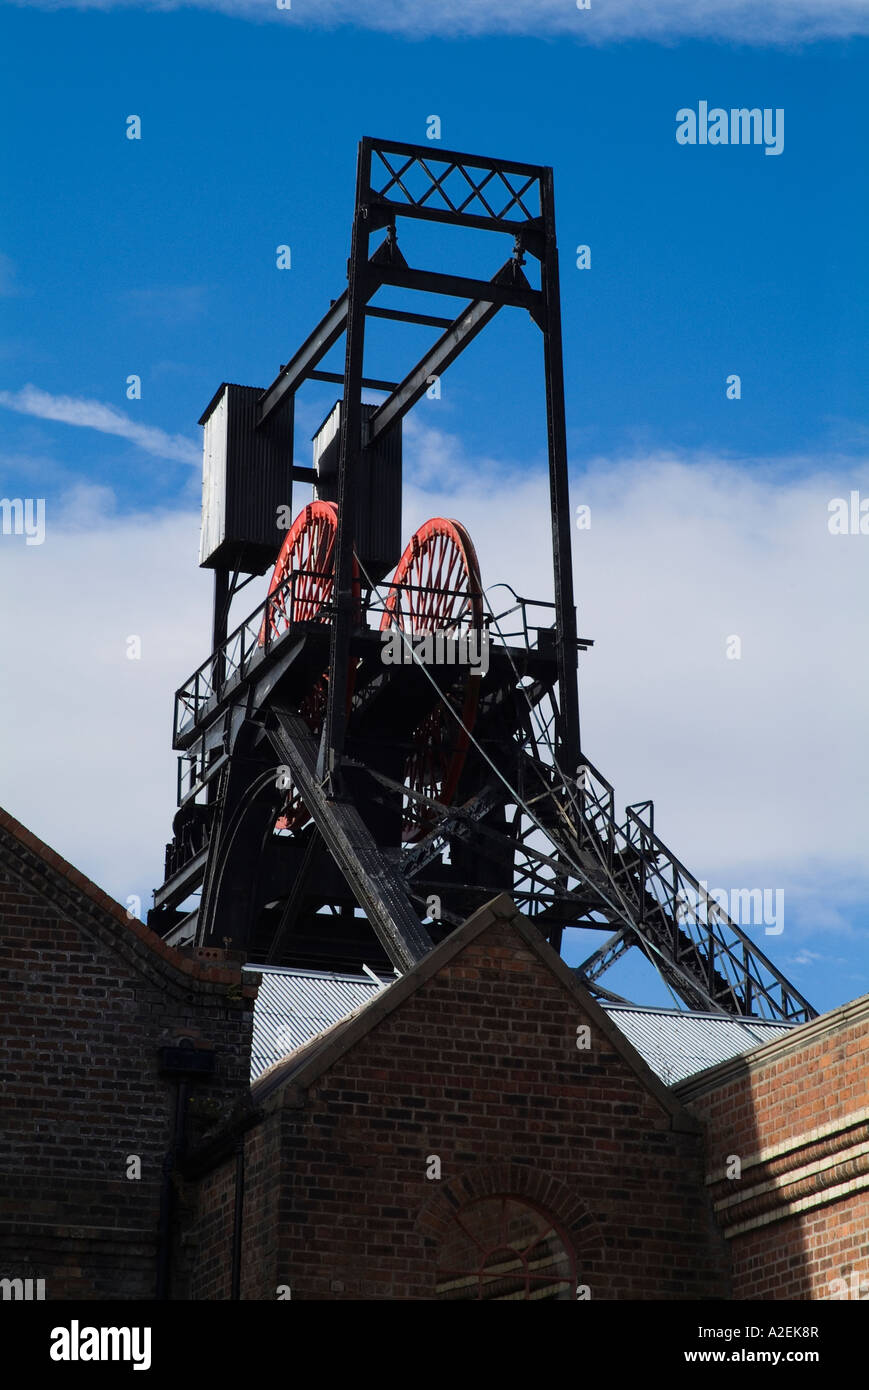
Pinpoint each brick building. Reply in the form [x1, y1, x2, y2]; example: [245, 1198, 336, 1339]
[0, 808, 256, 1300]
[676, 995, 869, 1301]
[1, 808, 866, 1300]
[182, 894, 731, 1300]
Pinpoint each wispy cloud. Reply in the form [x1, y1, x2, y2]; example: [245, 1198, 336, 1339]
[0, 252, 20, 297]
[0, 384, 200, 466]
[120, 285, 209, 327]
[10, 0, 869, 44]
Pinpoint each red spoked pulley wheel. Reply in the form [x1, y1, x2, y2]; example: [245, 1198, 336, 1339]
[259, 500, 360, 832]
[381, 518, 484, 842]
[259, 500, 357, 641]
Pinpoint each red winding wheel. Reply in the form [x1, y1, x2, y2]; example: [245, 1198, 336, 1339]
[259, 500, 355, 641]
[259, 501, 359, 832]
[381, 518, 484, 842]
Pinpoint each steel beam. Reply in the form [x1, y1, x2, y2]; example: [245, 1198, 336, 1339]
[539, 169, 581, 775]
[366, 305, 454, 330]
[152, 846, 209, 911]
[368, 291, 504, 447]
[369, 199, 544, 240]
[257, 294, 349, 426]
[308, 368, 399, 392]
[268, 707, 433, 972]
[364, 136, 546, 238]
[367, 134, 545, 182]
[321, 143, 373, 789]
[374, 262, 541, 313]
[400, 782, 508, 876]
[265, 831, 321, 965]
[578, 927, 633, 980]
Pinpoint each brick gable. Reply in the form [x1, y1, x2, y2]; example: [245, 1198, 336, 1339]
[186, 896, 730, 1300]
[0, 808, 256, 1299]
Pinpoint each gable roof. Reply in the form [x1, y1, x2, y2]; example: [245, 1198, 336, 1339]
[0, 805, 254, 996]
[248, 965, 386, 1079]
[247, 966, 797, 1088]
[250, 892, 699, 1132]
[673, 987, 869, 1100]
[602, 1004, 795, 1085]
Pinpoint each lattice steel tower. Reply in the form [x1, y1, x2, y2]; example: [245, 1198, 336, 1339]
[148, 136, 814, 1025]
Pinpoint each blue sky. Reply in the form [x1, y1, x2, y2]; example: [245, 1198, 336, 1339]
[2, 14, 867, 477]
[1, 2, 868, 1015]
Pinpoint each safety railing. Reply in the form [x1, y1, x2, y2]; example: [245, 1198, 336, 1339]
[568, 759, 814, 1022]
[173, 568, 508, 748]
[484, 584, 558, 654]
[173, 569, 323, 745]
[366, 577, 491, 635]
[619, 808, 812, 1022]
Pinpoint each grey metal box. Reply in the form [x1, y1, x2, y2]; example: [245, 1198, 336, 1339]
[199, 383, 294, 575]
[313, 401, 402, 583]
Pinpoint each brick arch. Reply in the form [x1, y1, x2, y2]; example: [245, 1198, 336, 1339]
[415, 1161, 603, 1256]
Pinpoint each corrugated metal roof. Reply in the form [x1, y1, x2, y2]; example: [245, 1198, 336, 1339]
[246, 966, 797, 1087]
[245, 965, 384, 1083]
[601, 1004, 795, 1085]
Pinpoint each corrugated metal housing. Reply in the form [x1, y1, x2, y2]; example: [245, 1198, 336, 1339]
[199, 382, 294, 575]
[313, 401, 402, 583]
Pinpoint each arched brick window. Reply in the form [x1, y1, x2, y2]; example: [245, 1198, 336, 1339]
[435, 1194, 576, 1300]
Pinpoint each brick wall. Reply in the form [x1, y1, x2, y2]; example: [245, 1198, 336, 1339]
[187, 898, 731, 1301]
[676, 993, 869, 1301]
[185, 1158, 238, 1301]
[0, 810, 257, 1300]
[15, 794, 862, 1306]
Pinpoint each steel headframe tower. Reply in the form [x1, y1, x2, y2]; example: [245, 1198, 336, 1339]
[149, 136, 815, 1027]
[249, 138, 580, 796]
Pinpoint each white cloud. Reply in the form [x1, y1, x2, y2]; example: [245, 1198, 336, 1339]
[0, 486, 209, 909]
[0, 435, 867, 960]
[400, 425, 869, 933]
[789, 948, 849, 967]
[0, 385, 200, 466]
[10, 0, 869, 43]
